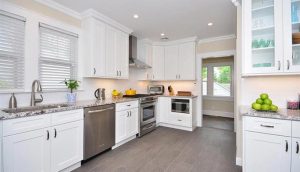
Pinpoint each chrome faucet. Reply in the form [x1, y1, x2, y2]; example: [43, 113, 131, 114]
[30, 80, 43, 106]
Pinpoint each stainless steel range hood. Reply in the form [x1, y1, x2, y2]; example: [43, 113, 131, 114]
[129, 35, 151, 69]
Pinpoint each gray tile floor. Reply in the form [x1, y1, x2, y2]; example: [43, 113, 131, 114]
[202, 115, 234, 131]
[74, 117, 242, 172]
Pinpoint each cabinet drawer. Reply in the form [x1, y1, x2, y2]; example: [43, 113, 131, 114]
[116, 101, 139, 111]
[51, 109, 83, 126]
[3, 114, 51, 137]
[292, 121, 300, 138]
[168, 114, 192, 127]
[244, 116, 291, 136]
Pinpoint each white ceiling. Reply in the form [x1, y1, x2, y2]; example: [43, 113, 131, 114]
[52, 0, 237, 41]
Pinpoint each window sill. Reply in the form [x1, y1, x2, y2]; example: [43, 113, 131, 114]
[202, 96, 234, 102]
[0, 89, 84, 94]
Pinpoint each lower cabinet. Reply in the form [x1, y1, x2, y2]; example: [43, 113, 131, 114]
[292, 138, 300, 172]
[3, 128, 51, 172]
[51, 121, 83, 172]
[243, 116, 300, 172]
[244, 131, 291, 172]
[115, 102, 138, 146]
[2, 110, 84, 172]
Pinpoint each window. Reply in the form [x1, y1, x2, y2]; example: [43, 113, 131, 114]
[213, 66, 231, 96]
[39, 23, 78, 91]
[202, 63, 233, 98]
[202, 67, 207, 95]
[0, 10, 25, 90]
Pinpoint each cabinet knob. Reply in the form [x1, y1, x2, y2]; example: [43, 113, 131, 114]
[285, 140, 288, 152]
[93, 68, 96, 75]
[54, 128, 57, 138]
[297, 142, 299, 154]
[287, 60, 290, 70]
[277, 61, 281, 71]
[46, 130, 49, 140]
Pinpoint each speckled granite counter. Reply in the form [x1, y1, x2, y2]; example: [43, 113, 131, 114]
[240, 106, 300, 121]
[159, 95, 198, 98]
[0, 98, 139, 121]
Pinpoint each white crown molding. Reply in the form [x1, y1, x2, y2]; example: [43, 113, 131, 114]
[34, 0, 81, 19]
[152, 36, 198, 46]
[198, 34, 236, 44]
[81, 9, 133, 34]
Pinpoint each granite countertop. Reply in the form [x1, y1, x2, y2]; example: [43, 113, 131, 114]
[240, 106, 300, 121]
[0, 98, 139, 121]
[159, 95, 198, 98]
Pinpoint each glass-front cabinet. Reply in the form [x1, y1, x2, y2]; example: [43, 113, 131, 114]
[283, 0, 300, 72]
[243, 0, 300, 75]
[243, 0, 283, 74]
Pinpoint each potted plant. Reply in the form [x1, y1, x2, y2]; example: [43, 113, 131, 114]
[63, 79, 80, 103]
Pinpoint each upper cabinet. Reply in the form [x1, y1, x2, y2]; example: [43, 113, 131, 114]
[243, 0, 300, 75]
[137, 38, 196, 81]
[82, 16, 130, 79]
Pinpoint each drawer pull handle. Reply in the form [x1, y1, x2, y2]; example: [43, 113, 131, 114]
[54, 129, 57, 138]
[286, 140, 289, 152]
[127, 104, 131, 106]
[47, 130, 49, 140]
[178, 119, 182, 121]
[260, 124, 274, 128]
[297, 142, 299, 154]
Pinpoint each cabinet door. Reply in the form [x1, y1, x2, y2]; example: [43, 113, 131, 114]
[244, 132, 291, 172]
[178, 42, 196, 80]
[116, 31, 129, 79]
[283, 0, 300, 72]
[116, 111, 127, 143]
[105, 25, 117, 78]
[243, 0, 283, 74]
[92, 19, 106, 76]
[152, 46, 165, 80]
[164, 45, 179, 80]
[127, 108, 139, 137]
[292, 137, 300, 172]
[51, 121, 83, 172]
[3, 128, 51, 172]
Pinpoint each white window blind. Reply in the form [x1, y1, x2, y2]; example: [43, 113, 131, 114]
[0, 10, 25, 90]
[39, 23, 78, 91]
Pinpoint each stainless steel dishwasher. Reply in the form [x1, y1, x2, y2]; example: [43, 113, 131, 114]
[84, 104, 115, 160]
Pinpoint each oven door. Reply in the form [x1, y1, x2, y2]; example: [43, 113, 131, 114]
[140, 102, 156, 125]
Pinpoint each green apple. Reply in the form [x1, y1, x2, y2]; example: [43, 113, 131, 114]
[252, 103, 262, 111]
[261, 104, 270, 111]
[270, 105, 278, 112]
[256, 98, 264, 104]
[263, 98, 272, 105]
[260, 93, 269, 100]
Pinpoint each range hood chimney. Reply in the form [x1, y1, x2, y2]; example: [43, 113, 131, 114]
[129, 35, 151, 69]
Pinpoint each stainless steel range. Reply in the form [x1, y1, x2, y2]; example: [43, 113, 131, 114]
[123, 94, 158, 137]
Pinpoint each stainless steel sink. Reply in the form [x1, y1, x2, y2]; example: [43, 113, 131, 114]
[2, 104, 71, 113]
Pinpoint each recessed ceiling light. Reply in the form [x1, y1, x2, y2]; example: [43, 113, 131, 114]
[160, 33, 165, 36]
[208, 22, 213, 26]
[133, 14, 139, 19]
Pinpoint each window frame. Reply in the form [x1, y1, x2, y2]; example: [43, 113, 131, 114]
[0, 10, 26, 92]
[38, 23, 79, 91]
[202, 62, 234, 101]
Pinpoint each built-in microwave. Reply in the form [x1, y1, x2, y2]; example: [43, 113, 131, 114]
[171, 98, 190, 114]
[148, 85, 164, 95]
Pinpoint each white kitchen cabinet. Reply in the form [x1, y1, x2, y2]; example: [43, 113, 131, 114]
[3, 128, 51, 172]
[158, 97, 197, 131]
[2, 109, 84, 172]
[152, 46, 165, 80]
[292, 137, 300, 172]
[244, 131, 291, 172]
[82, 17, 129, 79]
[51, 121, 83, 172]
[164, 45, 179, 80]
[137, 39, 153, 66]
[115, 101, 139, 147]
[178, 42, 196, 80]
[243, 0, 300, 75]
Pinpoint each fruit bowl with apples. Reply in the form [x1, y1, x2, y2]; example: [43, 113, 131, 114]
[251, 93, 278, 112]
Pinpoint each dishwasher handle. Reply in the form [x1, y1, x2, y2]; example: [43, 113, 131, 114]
[87, 107, 114, 114]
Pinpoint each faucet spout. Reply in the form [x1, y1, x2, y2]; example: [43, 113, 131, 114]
[31, 80, 43, 106]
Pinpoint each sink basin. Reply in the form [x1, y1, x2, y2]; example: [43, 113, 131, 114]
[2, 104, 71, 113]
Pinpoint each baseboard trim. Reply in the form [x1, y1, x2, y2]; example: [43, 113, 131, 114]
[236, 157, 242, 166]
[159, 123, 194, 131]
[203, 110, 234, 118]
[112, 135, 136, 149]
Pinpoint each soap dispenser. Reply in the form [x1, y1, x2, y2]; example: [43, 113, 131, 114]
[9, 93, 17, 108]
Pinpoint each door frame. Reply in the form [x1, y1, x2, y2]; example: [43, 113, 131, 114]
[196, 49, 236, 130]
